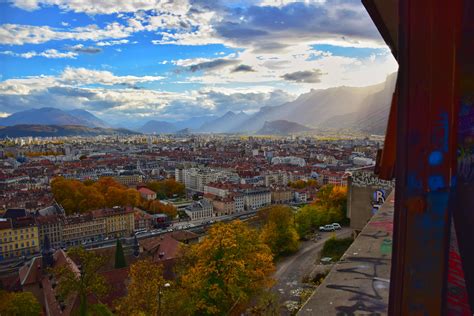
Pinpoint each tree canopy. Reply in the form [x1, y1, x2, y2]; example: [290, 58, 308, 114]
[51, 177, 140, 215]
[171, 221, 275, 315]
[295, 184, 347, 238]
[0, 290, 41, 315]
[258, 205, 299, 257]
[147, 179, 185, 199]
[116, 259, 167, 316]
[52, 247, 109, 316]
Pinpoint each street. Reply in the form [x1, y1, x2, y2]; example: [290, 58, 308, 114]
[273, 228, 352, 314]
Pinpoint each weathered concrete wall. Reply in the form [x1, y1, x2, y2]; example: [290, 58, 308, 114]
[298, 191, 394, 315]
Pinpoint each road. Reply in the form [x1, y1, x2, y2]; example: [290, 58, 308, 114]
[273, 228, 352, 315]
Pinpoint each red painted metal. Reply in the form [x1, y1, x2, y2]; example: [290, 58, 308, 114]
[389, 0, 463, 314]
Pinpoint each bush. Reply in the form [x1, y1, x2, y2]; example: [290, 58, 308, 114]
[321, 237, 353, 261]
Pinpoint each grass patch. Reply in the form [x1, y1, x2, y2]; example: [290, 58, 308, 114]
[321, 237, 353, 261]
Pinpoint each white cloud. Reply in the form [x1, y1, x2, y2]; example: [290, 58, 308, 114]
[96, 39, 129, 46]
[0, 23, 130, 45]
[0, 67, 294, 122]
[59, 67, 165, 86]
[0, 67, 164, 97]
[0, 49, 77, 59]
[11, 0, 191, 15]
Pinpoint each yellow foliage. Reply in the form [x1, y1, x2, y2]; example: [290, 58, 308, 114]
[174, 221, 275, 315]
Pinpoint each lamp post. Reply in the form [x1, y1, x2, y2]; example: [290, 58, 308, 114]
[157, 282, 170, 316]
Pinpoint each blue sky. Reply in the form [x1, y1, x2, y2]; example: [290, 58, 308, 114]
[0, 0, 397, 126]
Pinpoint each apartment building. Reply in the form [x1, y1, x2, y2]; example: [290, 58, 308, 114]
[36, 214, 63, 250]
[0, 217, 39, 261]
[240, 187, 271, 210]
[184, 199, 213, 221]
[62, 214, 106, 247]
[91, 207, 135, 238]
[205, 195, 236, 217]
[271, 188, 293, 204]
[114, 173, 143, 187]
[182, 168, 217, 192]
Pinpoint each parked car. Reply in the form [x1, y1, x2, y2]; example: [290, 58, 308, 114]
[332, 223, 342, 230]
[320, 257, 333, 264]
[319, 224, 335, 232]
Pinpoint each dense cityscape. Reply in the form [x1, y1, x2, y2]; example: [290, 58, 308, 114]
[0, 133, 388, 314]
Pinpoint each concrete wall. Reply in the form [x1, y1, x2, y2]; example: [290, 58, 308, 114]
[347, 170, 394, 232]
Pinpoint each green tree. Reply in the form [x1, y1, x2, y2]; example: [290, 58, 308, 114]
[147, 179, 185, 199]
[295, 185, 348, 238]
[259, 205, 299, 257]
[52, 247, 109, 316]
[0, 290, 42, 315]
[114, 239, 127, 269]
[295, 205, 318, 238]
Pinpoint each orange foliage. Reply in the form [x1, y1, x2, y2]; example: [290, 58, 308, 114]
[51, 177, 140, 215]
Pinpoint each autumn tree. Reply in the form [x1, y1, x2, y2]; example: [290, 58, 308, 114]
[125, 189, 140, 207]
[51, 176, 143, 214]
[295, 185, 348, 238]
[140, 200, 177, 218]
[116, 259, 168, 316]
[171, 221, 275, 315]
[288, 179, 319, 189]
[0, 290, 41, 315]
[259, 205, 299, 257]
[93, 177, 126, 195]
[52, 247, 109, 316]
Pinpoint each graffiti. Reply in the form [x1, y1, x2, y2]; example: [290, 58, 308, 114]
[326, 256, 391, 315]
[369, 220, 393, 233]
[371, 189, 386, 214]
[457, 148, 474, 182]
[447, 223, 472, 315]
[334, 299, 387, 316]
[351, 171, 394, 189]
[361, 231, 389, 239]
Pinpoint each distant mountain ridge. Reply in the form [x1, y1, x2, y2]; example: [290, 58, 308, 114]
[0, 107, 109, 128]
[0, 124, 139, 138]
[257, 120, 313, 135]
[198, 111, 250, 133]
[231, 73, 397, 135]
[137, 115, 219, 134]
[138, 120, 179, 134]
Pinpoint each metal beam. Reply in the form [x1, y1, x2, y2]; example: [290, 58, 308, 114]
[389, 0, 463, 314]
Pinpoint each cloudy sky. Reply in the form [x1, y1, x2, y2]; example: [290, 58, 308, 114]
[0, 0, 398, 126]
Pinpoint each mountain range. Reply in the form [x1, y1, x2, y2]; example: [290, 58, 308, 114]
[198, 111, 250, 133]
[1, 73, 397, 136]
[257, 120, 313, 135]
[0, 125, 138, 138]
[0, 107, 109, 128]
[136, 115, 219, 134]
[137, 72, 396, 135]
[230, 72, 397, 134]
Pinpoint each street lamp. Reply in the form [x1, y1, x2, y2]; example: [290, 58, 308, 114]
[157, 282, 171, 316]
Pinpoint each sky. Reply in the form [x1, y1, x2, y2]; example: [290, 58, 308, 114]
[0, 0, 398, 127]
